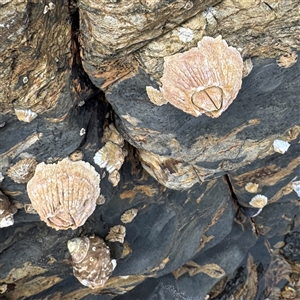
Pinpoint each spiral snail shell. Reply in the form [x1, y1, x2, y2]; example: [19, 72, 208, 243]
[68, 235, 116, 289]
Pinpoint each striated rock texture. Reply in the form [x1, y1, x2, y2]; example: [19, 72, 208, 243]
[0, 0, 300, 299]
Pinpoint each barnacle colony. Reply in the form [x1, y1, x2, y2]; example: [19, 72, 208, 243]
[27, 158, 100, 230]
[146, 36, 244, 117]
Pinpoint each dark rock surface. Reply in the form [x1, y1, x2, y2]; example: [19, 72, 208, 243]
[0, 1, 300, 299]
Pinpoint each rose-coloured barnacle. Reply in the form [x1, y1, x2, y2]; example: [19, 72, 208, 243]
[249, 194, 268, 208]
[69, 149, 84, 162]
[14, 108, 37, 123]
[158, 35, 243, 117]
[68, 235, 115, 289]
[121, 208, 138, 224]
[102, 124, 124, 147]
[94, 141, 125, 173]
[273, 139, 290, 154]
[106, 225, 126, 244]
[7, 158, 37, 184]
[0, 190, 17, 228]
[27, 158, 100, 230]
[245, 182, 259, 193]
[276, 51, 298, 68]
[108, 170, 120, 187]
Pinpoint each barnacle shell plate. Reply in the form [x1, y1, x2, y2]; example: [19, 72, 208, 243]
[68, 235, 115, 289]
[7, 158, 37, 183]
[27, 158, 100, 230]
[160, 36, 243, 117]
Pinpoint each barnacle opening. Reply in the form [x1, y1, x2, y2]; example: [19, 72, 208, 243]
[191, 86, 223, 112]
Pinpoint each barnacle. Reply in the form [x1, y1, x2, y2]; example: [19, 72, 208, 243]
[27, 158, 100, 230]
[121, 208, 138, 224]
[249, 194, 268, 208]
[147, 36, 243, 118]
[0, 190, 17, 228]
[106, 225, 126, 244]
[14, 108, 37, 123]
[245, 182, 259, 193]
[94, 124, 127, 187]
[7, 158, 37, 183]
[69, 149, 84, 162]
[68, 235, 116, 289]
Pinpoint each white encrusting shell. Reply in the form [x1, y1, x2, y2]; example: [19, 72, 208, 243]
[273, 139, 290, 154]
[7, 158, 37, 183]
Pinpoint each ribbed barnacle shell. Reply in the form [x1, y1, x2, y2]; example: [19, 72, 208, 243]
[249, 194, 268, 208]
[121, 208, 138, 224]
[245, 182, 259, 193]
[159, 36, 243, 117]
[14, 108, 38, 123]
[106, 225, 126, 244]
[27, 158, 100, 230]
[68, 235, 116, 289]
[7, 158, 37, 183]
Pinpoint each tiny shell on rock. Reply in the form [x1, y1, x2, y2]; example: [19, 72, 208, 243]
[0, 172, 4, 183]
[7, 158, 37, 183]
[146, 86, 168, 106]
[68, 235, 115, 289]
[108, 170, 120, 187]
[69, 149, 84, 161]
[245, 182, 259, 193]
[273, 139, 290, 154]
[102, 124, 124, 147]
[121, 208, 138, 224]
[106, 225, 126, 244]
[249, 194, 268, 208]
[0, 191, 17, 228]
[159, 36, 243, 117]
[14, 108, 38, 123]
[292, 181, 300, 197]
[94, 141, 125, 173]
[27, 158, 100, 230]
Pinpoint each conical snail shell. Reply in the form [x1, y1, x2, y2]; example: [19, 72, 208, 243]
[68, 235, 115, 289]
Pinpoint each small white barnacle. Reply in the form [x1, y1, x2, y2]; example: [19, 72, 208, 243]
[48, 2, 55, 10]
[92, 246, 96, 251]
[245, 182, 259, 193]
[249, 194, 268, 208]
[273, 139, 290, 154]
[15, 108, 37, 123]
[43, 5, 49, 14]
[22, 76, 28, 84]
[184, 0, 193, 10]
[90, 257, 94, 262]
[79, 128, 86, 136]
[292, 181, 300, 197]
